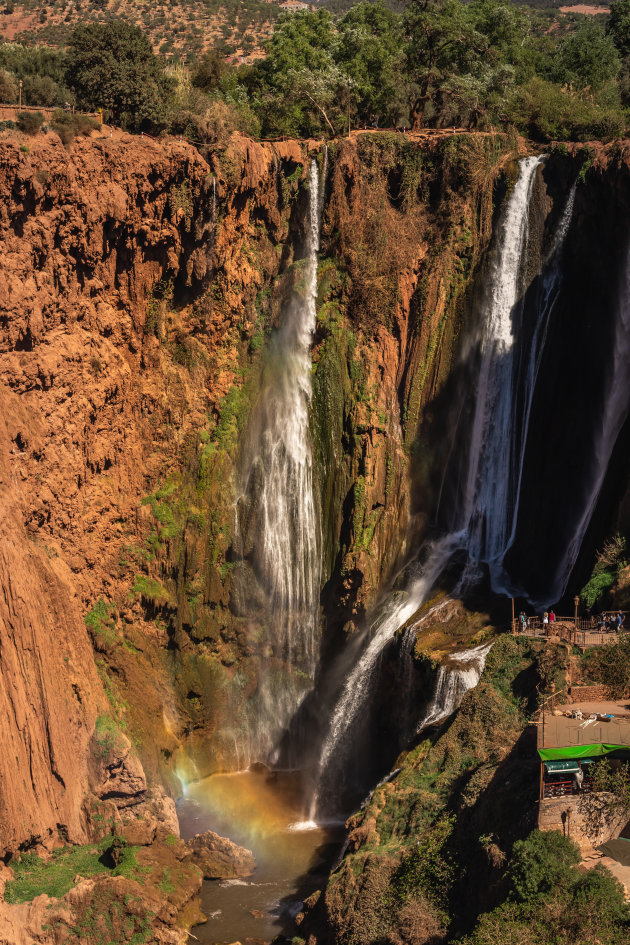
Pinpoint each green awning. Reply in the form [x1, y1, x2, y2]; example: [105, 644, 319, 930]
[544, 760, 580, 774]
[539, 744, 630, 761]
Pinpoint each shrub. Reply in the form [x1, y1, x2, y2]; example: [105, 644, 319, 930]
[507, 831, 580, 903]
[93, 713, 127, 760]
[17, 110, 45, 135]
[581, 534, 627, 610]
[50, 109, 98, 145]
[582, 634, 630, 697]
[506, 78, 626, 142]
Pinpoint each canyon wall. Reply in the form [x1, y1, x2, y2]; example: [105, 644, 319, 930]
[0, 126, 523, 854]
[5, 125, 630, 872]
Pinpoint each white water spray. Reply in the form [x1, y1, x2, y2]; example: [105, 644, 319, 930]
[416, 642, 493, 732]
[308, 531, 464, 818]
[462, 156, 543, 569]
[237, 159, 324, 762]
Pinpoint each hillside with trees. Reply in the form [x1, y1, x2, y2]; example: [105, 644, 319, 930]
[3, 0, 630, 141]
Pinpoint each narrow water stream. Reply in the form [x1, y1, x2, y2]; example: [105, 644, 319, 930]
[178, 769, 343, 944]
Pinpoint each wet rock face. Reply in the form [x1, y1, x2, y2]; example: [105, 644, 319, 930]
[184, 830, 256, 879]
[502, 147, 630, 603]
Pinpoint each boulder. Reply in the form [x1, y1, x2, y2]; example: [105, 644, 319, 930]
[184, 830, 255, 879]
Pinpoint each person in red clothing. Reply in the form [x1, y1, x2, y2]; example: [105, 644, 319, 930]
[549, 610, 556, 623]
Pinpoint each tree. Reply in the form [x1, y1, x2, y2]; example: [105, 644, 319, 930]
[556, 20, 620, 91]
[191, 48, 228, 93]
[0, 68, 17, 104]
[336, 2, 408, 127]
[250, 9, 340, 136]
[403, 0, 488, 128]
[608, 0, 630, 59]
[67, 20, 174, 130]
[507, 831, 580, 903]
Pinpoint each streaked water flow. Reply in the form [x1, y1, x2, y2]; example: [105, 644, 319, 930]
[416, 642, 493, 732]
[308, 157, 547, 817]
[236, 159, 324, 764]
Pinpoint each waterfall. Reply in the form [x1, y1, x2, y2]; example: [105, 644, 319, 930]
[308, 156, 544, 819]
[416, 642, 493, 733]
[236, 159, 324, 764]
[499, 186, 576, 568]
[543, 239, 630, 603]
[308, 532, 463, 818]
[461, 156, 543, 572]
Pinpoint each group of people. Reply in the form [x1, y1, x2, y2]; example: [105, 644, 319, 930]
[518, 610, 557, 630]
[517, 609, 626, 633]
[595, 611, 625, 632]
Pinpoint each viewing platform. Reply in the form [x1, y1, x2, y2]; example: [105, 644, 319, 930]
[512, 612, 627, 649]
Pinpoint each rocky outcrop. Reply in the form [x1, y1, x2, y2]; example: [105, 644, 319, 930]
[184, 829, 256, 879]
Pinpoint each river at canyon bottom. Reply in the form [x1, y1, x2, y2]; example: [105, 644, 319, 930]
[177, 768, 344, 944]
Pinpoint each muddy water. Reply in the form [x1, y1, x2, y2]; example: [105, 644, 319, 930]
[177, 768, 343, 944]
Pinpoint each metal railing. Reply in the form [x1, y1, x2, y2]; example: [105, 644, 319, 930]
[513, 612, 627, 646]
[543, 779, 593, 799]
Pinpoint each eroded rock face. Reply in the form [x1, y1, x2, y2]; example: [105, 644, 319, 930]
[0, 129, 219, 856]
[90, 726, 147, 806]
[184, 829, 256, 879]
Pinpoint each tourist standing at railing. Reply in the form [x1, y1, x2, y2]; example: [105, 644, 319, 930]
[549, 609, 556, 623]
[543, 611, 549, 633]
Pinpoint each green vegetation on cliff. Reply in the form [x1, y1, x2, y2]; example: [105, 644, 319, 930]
[4, 837, 141, 903]
[458, 835, 630, 945]
[307, 636, 630, 944]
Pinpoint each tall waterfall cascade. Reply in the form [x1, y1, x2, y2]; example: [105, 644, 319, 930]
[546, 238, 630, 602]
[236, 157, 325, 765]
[309, 156, 562, 818]
[461, 156, 543, 574]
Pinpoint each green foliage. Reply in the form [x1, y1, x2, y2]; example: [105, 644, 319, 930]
[6, 0, 630, 141]
[2, 837, 143, 904]
[158, 867, 175, 893]
[582, 632, 630, 697]
[608, 0, 630, 59]
[131, 575, 172, 605]
[0, 42, 71, 107]
[556, 21, 620, 91]
[507, 831, 581, 903]
[94, 713, 127, 759]
[85, 598, 118, 646]
[459, 847, 630, 945]
[67, 20, 174, 131]
[50, 109, 98, 146]
[506, 77, 626, 142]
[391, 815, 455, 910]
[581, 534, 627, 610]
[591, 758, 630, 814]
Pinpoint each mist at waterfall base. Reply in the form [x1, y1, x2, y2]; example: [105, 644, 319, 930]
[307, 154, 630, 820]
[178, 769, 342, 944]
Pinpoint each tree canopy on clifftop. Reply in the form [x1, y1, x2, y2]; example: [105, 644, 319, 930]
[3, 0, 630, 140]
